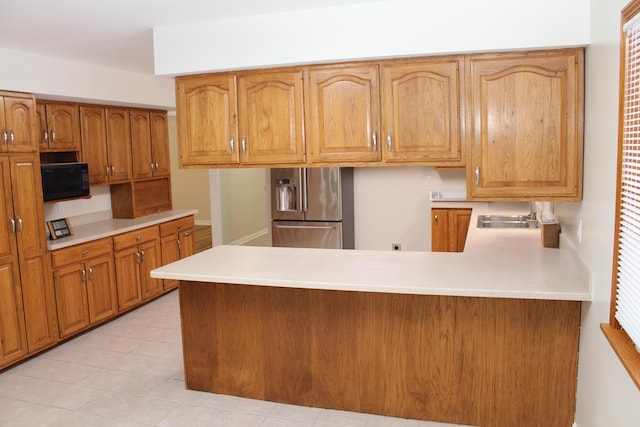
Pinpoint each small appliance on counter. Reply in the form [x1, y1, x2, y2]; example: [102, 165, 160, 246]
[270, 167, 354, 249]
[429, 190, 467, 202]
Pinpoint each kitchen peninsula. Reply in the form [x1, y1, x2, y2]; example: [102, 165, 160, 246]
[151, 207, 591, 427]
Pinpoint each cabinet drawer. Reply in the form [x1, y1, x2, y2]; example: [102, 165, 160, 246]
[51, 238, 113, 269]
[113, 226, 159, 251]
[160, 216, 194, 236]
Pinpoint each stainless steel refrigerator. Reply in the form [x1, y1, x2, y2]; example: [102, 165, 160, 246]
[271, 167, 354, 249]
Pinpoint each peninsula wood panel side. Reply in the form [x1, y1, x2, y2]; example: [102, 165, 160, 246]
[178, 281, 580, 427]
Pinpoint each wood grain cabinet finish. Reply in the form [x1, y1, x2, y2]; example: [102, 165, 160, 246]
[237, 71, 305, 165]
[0, 154, 57, 367]
[131, 109, 170, 180]
[36, 101, 81, 153]
[381, 58, 464, 165]
[160, 216, 195, 291]
[80, 106, 133, 185]
[306, 65, 381, 164]
[180, 282, 580, 427]
[466, 49, 584, 201]
[176, 74, 238, 166]
[0, 92, 38, 153]
[176, 72, 305, 167]
[114, 226, 162, 309]
[51, 238, 117, 338]
[431, 208, 472, 252]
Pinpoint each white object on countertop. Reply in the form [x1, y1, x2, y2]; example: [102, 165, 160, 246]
[430, 190, 466, 201]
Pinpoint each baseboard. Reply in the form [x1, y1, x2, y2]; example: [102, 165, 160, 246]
[228, 228, 269, 246]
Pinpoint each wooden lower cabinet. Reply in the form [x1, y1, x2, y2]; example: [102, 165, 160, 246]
[20, 255, 58, 352]
[160, 216, 195, 291]
[0, 259, 28, 367]
[51, 239, 117, 338]
[431, 208, 472, 252]
[114, 225, 162, 309]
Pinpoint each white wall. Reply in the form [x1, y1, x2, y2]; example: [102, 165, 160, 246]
[554, 1, 640, 426]
[0, 48, 175, 109]
[153, 0, 589, 75]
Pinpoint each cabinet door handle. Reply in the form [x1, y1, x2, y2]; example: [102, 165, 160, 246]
[1, 129, 7, 144]
[17, 218, 22, 232]
[81, 269, 87, 283]
[177, 238, 181, 252]
[88, 268, 94, 281]
[241, 137, 247, 156]
[111, 165, 115, 175]
[387, 132, 392, 152]
[155, 162, 159, 173]
[10, 218, 15, 233]
[150, 162, 155, 172]
[82, 250, 89, 257]
[140, 250, 145, 262]
[105, 165, 111, 176]
[230, 136, 235, 154]
[51, 130, 56, 142]
[9, 130, 14, 145]
[372, 132, 377, 151]
[136, 252, 141, 264]
[43, 130, 49, 143]
[474, 166, 480, 186]
[434, 215, 439, 225]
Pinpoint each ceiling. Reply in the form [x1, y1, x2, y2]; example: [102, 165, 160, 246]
[0, 0, 381, 75]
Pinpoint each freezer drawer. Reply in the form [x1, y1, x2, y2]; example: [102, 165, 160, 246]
[272, 221, 343, 249]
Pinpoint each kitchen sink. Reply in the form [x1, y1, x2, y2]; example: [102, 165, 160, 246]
[476, 214, 539, 229]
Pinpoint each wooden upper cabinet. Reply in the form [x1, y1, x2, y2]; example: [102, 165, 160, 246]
[237, 71, 305, 165]
[466, 49, 584, 201]
[105, 107, 133, 183]
[81, 106, 133, 185]
[38, 101, 81, 152]
[176, 74, 239, 166]
[306, 65, 381, 164]
[131, 110, 153, 180]
[80, 106, 109, 185]
[149, 111, 170, 177]
[131, 109, 170, 179]
[381, 58, 463, 164]
[0, 92, 37, 153]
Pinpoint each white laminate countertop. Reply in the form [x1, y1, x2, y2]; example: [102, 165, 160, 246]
[47, 209, 199, 250]
[151, 206, 592, 301]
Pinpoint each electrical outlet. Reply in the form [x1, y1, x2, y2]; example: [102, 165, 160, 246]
[425, 176, 432, 186]
[392, 243, 401, 251]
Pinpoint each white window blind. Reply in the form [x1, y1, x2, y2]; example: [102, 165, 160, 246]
[616, 21, 640, 349]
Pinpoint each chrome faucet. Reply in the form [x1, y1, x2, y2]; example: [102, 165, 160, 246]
[528, 202, 538, 221]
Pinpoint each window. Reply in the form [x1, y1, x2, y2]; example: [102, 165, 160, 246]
[602, 0, 640, 390]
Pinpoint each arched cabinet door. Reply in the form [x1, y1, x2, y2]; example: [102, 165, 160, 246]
[306, 65, 381, 164]
[467, 49, 584, 201]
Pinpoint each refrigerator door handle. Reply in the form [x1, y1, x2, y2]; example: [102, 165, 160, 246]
[299, 168, 308, 213]
[273, 224, 337, 230]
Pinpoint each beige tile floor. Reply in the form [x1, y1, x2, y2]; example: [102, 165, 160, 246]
[0, 291, 471, 427]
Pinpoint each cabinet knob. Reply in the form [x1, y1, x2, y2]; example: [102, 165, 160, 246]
[82, 250, 89, 257]
[434, 215, 439, 225]
[136, 236, 142, 241]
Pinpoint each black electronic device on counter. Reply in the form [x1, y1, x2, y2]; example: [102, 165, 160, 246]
[41, 162, 90, 202]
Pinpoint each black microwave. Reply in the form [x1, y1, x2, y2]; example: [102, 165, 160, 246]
[41, 162, 90, 202]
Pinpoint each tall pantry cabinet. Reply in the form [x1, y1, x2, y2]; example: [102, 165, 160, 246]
[0, 91, 57, 368]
